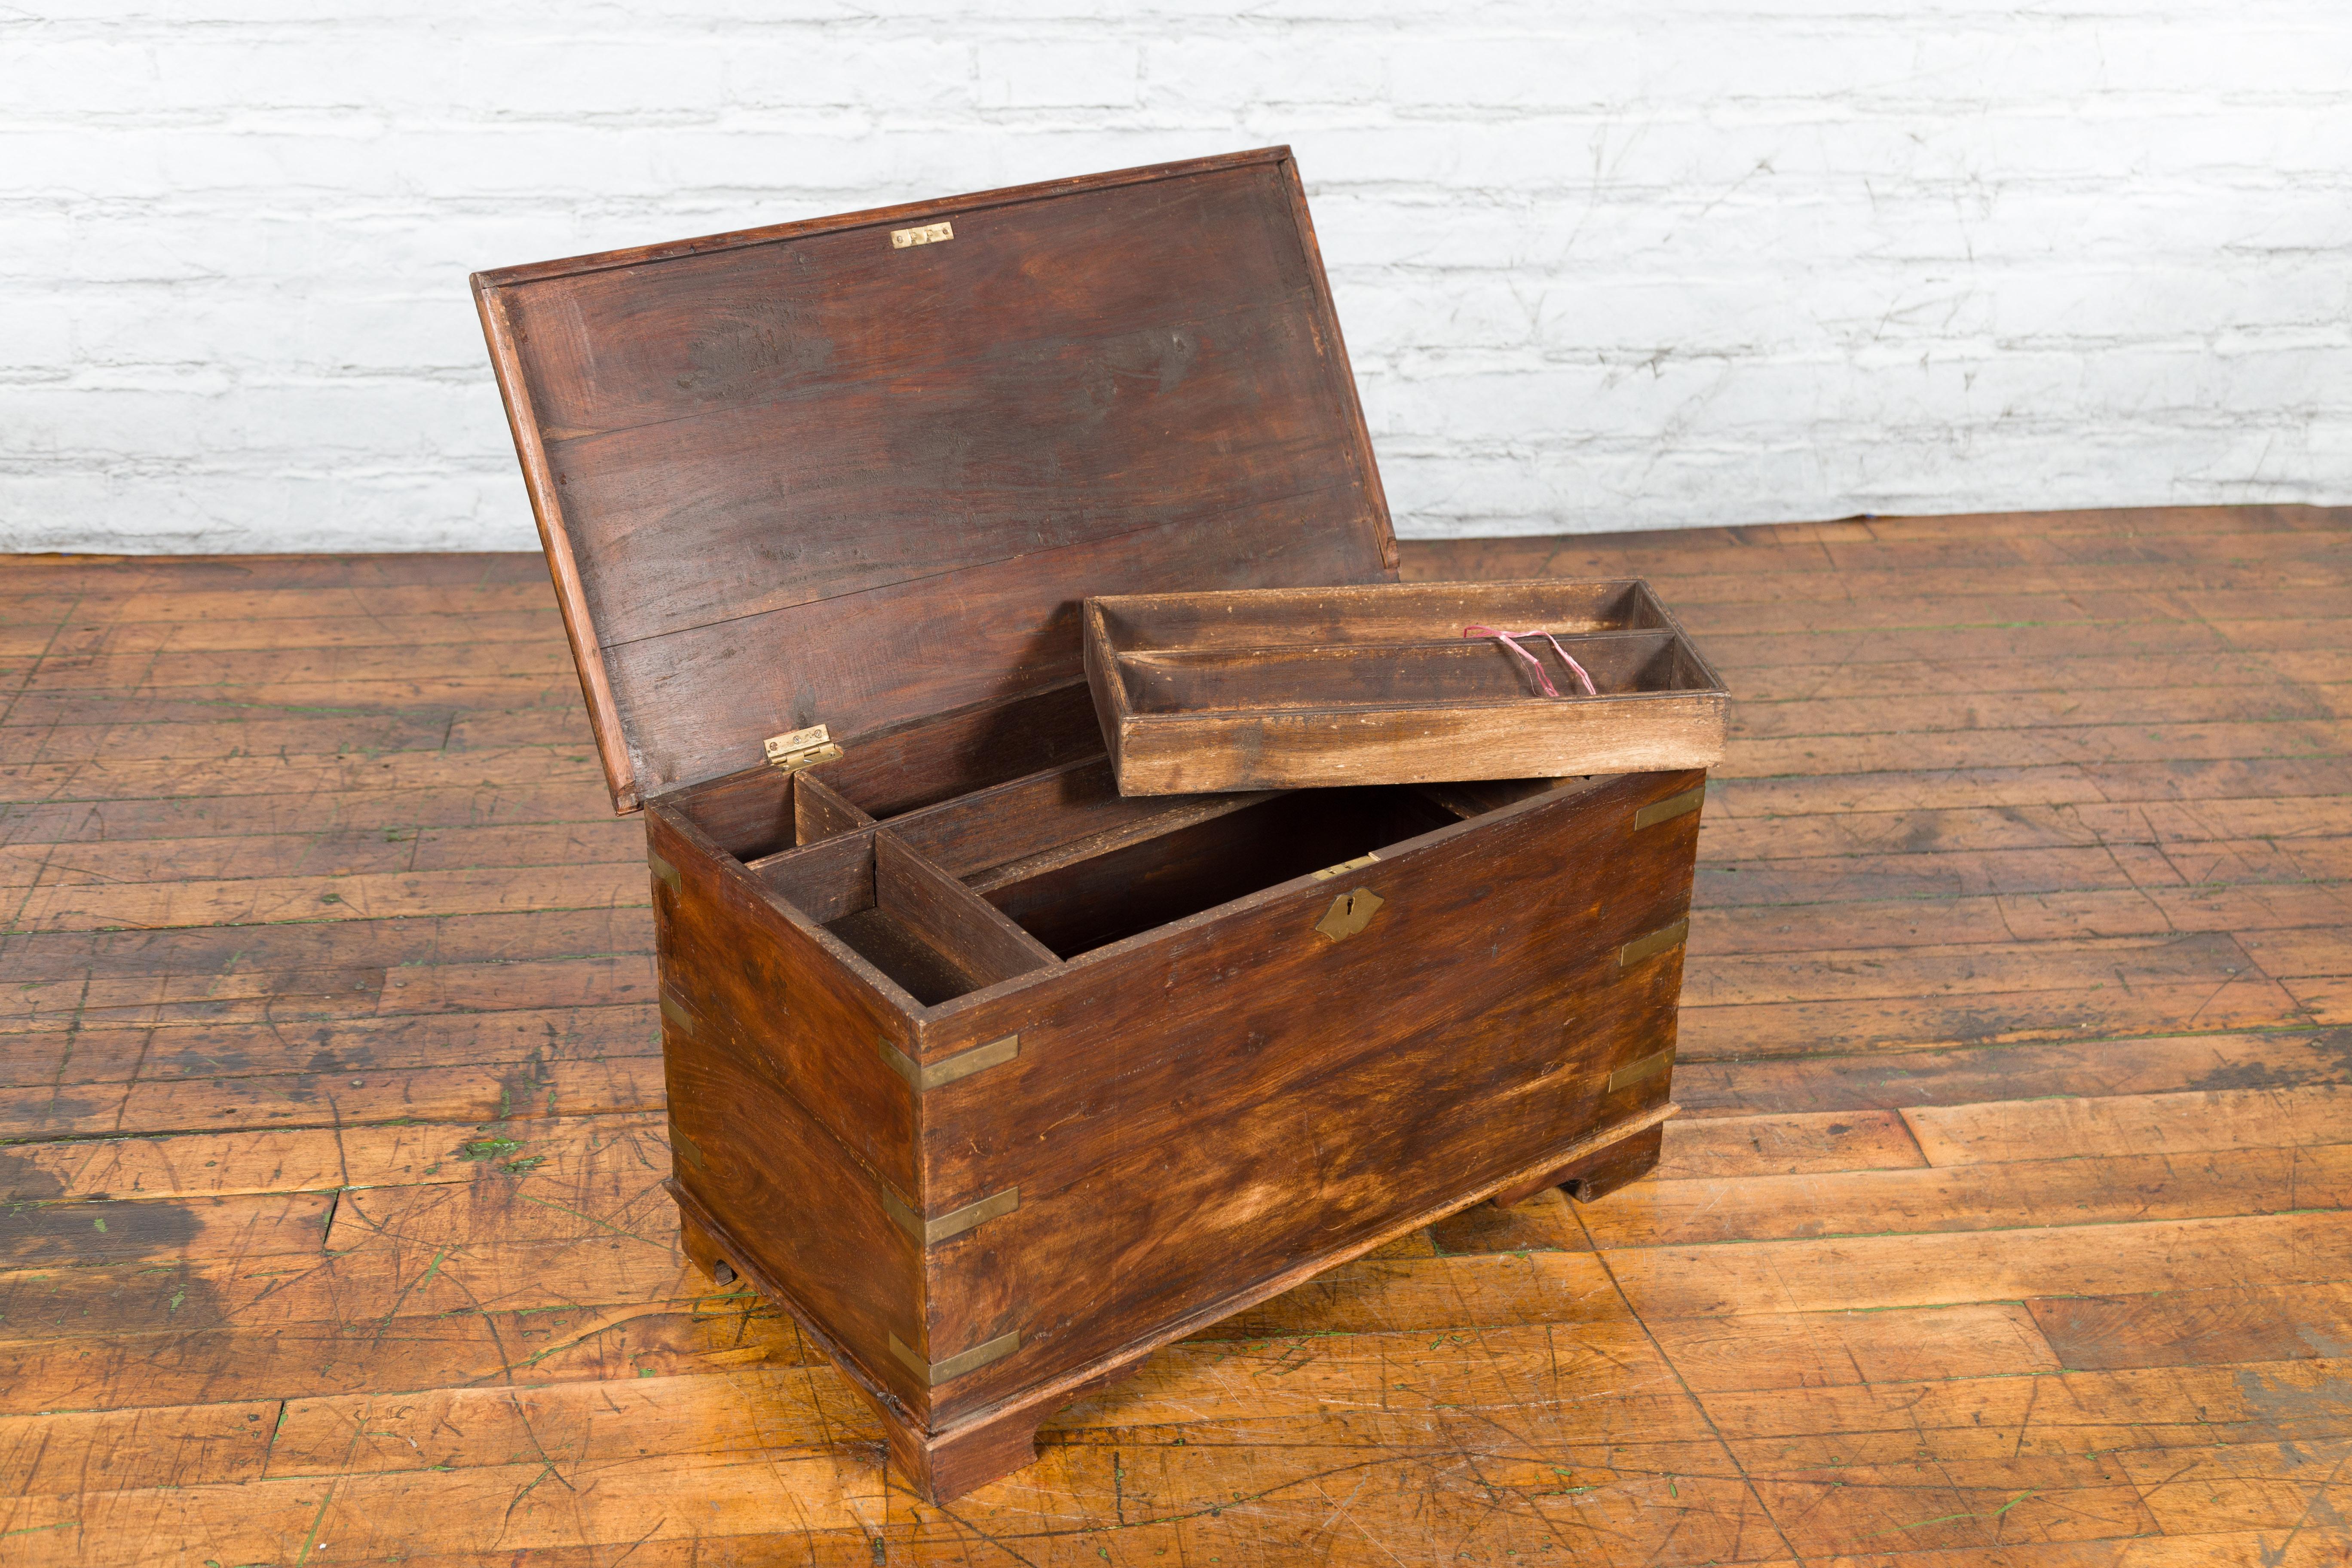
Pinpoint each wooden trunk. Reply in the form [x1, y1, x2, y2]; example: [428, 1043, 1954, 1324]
[650, 710, 1696, 1500]
[472, 147, 1703, 1501]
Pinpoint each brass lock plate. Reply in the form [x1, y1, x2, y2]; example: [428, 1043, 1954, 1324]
[1314, 887, 1384, 942]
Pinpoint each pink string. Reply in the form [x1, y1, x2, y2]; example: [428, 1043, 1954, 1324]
[1463, 625, 1599, 698]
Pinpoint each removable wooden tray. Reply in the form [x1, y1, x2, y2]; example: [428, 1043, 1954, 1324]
[1083, 578, 1729, 794]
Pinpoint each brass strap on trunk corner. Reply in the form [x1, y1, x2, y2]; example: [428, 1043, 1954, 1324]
[1633, 783, 1706, 830]
[889, 1328, 1018, 1387]
[1607, 1047, 1675, 1093]
[879, 1180, 1019, 1246]
[1619, 917, 1690, 968]
[879, 1032, 1019, 1093]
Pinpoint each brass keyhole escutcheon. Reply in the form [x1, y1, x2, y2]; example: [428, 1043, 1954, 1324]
[1314, 887, 1384, 943]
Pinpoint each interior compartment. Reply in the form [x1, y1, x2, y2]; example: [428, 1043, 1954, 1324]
[981, 785, 1458, 959]
[715, 667, 1593, 1002]
[800, 679, 1106, 821]
[742, 750, 1574, 998]
[761, 830, 1059, 1006]
[882, 756, 1277, 889]
[1116, 630, 1702, 714]
[1084, 576, 1728, 794]
[1096, 579, 1669, 653]
[667, 679, 1106, 863]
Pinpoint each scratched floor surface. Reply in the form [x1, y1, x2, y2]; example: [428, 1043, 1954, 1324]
[2, 504, 2349, 1565]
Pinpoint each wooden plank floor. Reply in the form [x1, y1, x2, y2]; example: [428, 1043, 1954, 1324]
[1, 503, 2347, 1566]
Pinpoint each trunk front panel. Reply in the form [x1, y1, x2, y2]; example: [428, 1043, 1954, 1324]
[909, 768, 1700, 1423]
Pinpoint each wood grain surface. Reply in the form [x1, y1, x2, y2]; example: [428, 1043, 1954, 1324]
[2, 503, 2349, 1562]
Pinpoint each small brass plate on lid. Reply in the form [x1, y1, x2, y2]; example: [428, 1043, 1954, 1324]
[891, 220, 954, 248]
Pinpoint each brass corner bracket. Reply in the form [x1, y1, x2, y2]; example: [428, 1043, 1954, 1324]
[889, 1328, 1018, 1387]
[879, 1033, 1020, 1093]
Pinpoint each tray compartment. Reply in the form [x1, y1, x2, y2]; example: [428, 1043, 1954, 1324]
[1116, 629, 1696, 714]
[1094, 579, 1669, 652]
[1084, 578, 1728, 795]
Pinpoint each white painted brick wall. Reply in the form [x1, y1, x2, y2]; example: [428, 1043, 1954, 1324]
[3, 1, 2348, 552]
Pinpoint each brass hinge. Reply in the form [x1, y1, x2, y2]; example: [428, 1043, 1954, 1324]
[890, 220, 953, 249]
[764, 724, 843, 775]
[888, 1328, 1019, 1387]
[1311, 852, 1378, 882]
